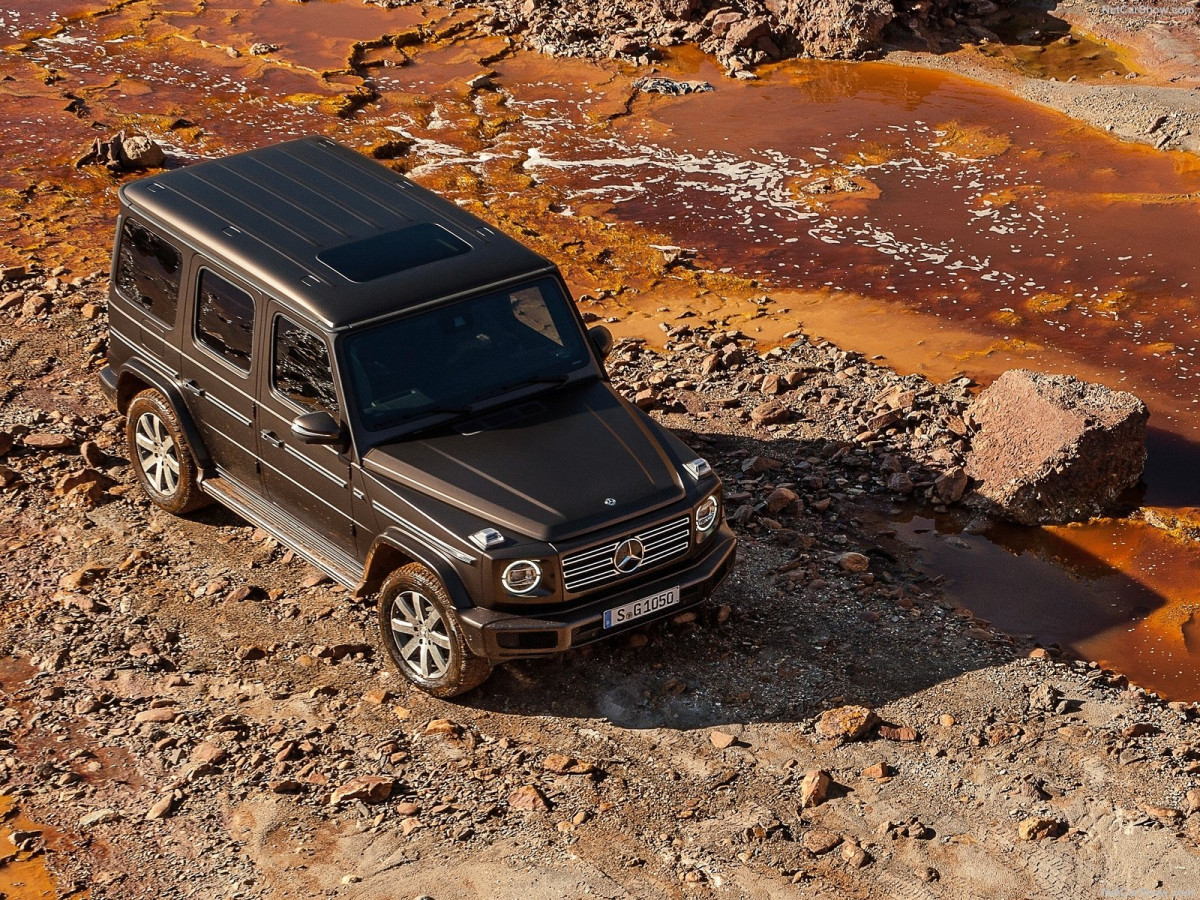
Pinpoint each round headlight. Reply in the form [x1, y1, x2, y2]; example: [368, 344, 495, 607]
[502, 559, 542, 595]
[695, 494, 719, 533]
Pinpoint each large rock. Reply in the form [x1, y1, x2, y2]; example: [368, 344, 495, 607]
[964, 370, 1147, 525]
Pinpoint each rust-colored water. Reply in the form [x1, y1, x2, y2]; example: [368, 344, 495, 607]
[897, 513, 1200, 700]
[5, 1, 1200, 699]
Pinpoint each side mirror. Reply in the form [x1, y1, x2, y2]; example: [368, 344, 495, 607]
[291, 410, 345, 446]
[588, 324, 613, 361]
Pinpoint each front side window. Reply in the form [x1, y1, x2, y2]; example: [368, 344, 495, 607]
[195, 269, 255, 371]
[273, 316, 339, 414]
[114, 218, 182, 325]
[344, 277, 591, 431]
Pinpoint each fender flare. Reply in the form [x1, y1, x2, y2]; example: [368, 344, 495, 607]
[362, 529, 476, 611]
[117, 360, 213, 471]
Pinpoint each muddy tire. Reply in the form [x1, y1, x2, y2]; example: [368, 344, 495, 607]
[377, 563, 493, 698]
[126, 389, 207, 515]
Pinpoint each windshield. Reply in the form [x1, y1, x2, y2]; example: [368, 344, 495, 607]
[343, 277, 593, 431]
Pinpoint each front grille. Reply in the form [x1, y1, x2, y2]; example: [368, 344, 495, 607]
[561, 516, 692, 593]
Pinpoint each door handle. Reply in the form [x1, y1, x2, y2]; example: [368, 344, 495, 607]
[260, 430, 284, 448]
[182, 379, 204, 397]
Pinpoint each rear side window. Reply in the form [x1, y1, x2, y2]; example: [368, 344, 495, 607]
[114, 218, 182, 325]
[273, 317, 339, 414]
[195, 269, 255, 371]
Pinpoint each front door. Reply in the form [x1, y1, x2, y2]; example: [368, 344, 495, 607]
[180, 265, 261, 491]
[257, 311, 357, 556]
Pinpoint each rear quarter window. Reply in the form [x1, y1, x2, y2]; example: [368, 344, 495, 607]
[113, 218, 182, 325]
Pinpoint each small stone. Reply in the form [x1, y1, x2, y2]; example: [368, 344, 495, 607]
[1143, 804, 1183, 822]
[395, 801, 420, 816]
[270, 780, 303, 794]
[134, 707, 178, 724]
[235, 645, 267, 662]
[709, 731, 737, 750]
[1028, 682, 1062, 712]
[801, 829, 841, 854]
[330, 776, 395, 805]
[341, 875, 361, 885]
[750, 399, 790, 426]
[816, 705, 879, 741]
[145, 794, 175, 821]
[877, 724, 919, 742]
[192, 742, 227, 766]
[25, 432, 75, 450]
[861, 762, 892, 780]
[938, 714, 956, 727]
[835, 552, 870, 573]
[508, 784, 551, 812]
[1185, 789, 1200, 814]
[227, 585, 267, 603]
[543, 754, 595, 774]
[1017, 816, 1063, 841]
[79, 441, 106, 467]
[79, 809, 119, 827]
[424, 718, 460, 737]
[799, 769, 831, 808]
[766, 487, 800, 514]
[363, 688, 392, 705]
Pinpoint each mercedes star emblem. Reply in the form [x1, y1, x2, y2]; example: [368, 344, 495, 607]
[613, 537, 646, 574]
[604, 497, 616, 507]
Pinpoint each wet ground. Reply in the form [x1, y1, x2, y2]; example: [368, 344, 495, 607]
[4, 0, 1200, 707]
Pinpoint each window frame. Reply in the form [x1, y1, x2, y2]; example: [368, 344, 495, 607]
[192, 265, 258, 377]
[113, 215, 184, 328]
[269, 312, 340, 417]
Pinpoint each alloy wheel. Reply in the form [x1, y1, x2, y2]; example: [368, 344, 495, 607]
[388, 590, 453, 680]
[134, 411, 181, 496]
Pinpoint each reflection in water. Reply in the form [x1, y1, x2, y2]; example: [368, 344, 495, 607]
[896, 511, 1200, 700]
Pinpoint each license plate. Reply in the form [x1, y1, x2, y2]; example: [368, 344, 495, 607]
[603, 586, 680, 629]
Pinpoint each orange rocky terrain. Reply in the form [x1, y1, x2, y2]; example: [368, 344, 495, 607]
[2, 1, 1200, 897]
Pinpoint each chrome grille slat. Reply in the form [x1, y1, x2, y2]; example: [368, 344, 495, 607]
[561, 515, 691, 593]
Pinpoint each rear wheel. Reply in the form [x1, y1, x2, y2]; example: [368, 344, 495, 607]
[126, 389, 207, 514]
[377, 563, 492, 698]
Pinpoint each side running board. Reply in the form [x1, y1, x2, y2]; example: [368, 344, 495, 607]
[198, 473, 361, 590]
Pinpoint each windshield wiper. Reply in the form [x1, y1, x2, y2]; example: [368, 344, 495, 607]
[473, 372, 574, 403]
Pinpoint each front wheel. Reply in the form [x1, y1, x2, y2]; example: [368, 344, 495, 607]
[377, 563, 492, 698]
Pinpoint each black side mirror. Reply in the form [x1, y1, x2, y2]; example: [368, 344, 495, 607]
[291, 410, 345, 446]
[588, 324, 614, 361]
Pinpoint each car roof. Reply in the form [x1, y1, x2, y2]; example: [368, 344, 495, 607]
[118, 137, 555, 330]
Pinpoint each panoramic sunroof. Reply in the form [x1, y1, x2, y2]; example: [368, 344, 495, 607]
[316, 223, 471, 282]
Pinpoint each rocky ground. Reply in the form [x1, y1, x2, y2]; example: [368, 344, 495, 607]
[417, 0, 1200, 154]
[1, 268, 1199, 898]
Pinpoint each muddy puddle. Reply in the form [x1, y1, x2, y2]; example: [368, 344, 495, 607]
[5, 1, 1200, 697]
[893, 511, 1200, 700]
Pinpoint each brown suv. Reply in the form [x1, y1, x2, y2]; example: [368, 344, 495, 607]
[99, 137, 736, 696]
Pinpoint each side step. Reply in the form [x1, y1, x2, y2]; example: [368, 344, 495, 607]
[199, 472, 361, 591]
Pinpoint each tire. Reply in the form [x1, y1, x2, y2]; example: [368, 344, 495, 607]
[125, 389, 207, 515]
[377, 563, 493, 698]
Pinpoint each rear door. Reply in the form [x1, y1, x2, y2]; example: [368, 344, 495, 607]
[257, 309, 357, 555]
[179, 265, 262, 491]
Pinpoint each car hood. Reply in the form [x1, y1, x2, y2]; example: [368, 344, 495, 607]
[362, 380, 686, 543]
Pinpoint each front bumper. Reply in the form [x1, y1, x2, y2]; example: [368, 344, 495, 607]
[458, 523, 737, 661]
